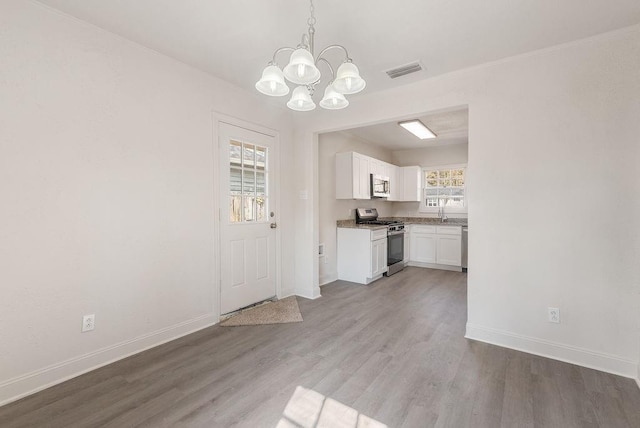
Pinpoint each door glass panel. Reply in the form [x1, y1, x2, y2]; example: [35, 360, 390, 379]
[256, 197, 267, 221]
[255, 147, 266, 170]
[230, 168, 242, 194]
[244, 196, 255, 222]
[230, 141, 242, 166]
[228, 141, 268, 223]
[256, 171, 266, 196]
[243, 169, 255, 194]
[230, 195, 242, 223]
[243, 144, 255, 167]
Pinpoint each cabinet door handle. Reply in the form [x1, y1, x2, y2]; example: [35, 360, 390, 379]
[270, 223, 277, 229]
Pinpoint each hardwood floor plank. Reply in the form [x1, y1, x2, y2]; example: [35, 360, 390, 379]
[1, 267, 639, 427]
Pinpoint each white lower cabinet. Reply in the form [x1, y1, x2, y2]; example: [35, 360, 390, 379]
[337, 227, 388, 284]
[410, 231, 437, 263]
[409, 225, 462, 270]
[436, 235, 462, 266]
[371, 238, 388, 278]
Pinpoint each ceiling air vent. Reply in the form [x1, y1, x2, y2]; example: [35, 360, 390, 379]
[385, 61, 424, 79]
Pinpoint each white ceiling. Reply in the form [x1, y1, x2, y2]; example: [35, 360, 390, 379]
[341, 108, 469, 150]
[36, 0, 640, 98]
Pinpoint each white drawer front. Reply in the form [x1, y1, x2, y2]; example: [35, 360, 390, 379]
[411, 225, 436, 234]
[436, 226, 462, 235]
[371, 228, 387, 241]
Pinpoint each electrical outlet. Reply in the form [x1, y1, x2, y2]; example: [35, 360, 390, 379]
[82, 314, 95, 332]
[548, 307, 560, 323]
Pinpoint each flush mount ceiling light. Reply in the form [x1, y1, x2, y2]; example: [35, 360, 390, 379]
[398, 120, 437, 139]
[255, 0, 365, 111]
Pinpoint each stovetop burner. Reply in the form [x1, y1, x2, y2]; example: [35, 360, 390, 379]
[359, 220, 401, 226]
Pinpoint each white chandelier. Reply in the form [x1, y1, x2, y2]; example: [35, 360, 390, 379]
[255, 0, 366, 111]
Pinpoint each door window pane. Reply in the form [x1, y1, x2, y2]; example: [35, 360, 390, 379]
[230, 168, 242, 194]
[244, 196, 255, 222]
[243, 169, 255, 194]
[243, 144, 255, 167]
[229, 141, 269, 223]
[256, 197, 267, 221]
[230, 196, 242, 223]
[230, 141, 242, 166]
[256, 171, 266, 195]
[255, 147, 266, 170]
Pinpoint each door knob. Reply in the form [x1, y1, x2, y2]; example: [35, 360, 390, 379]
[270, 223, 277, 229]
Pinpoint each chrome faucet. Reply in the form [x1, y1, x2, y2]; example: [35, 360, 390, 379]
[438, 204, 448, 223]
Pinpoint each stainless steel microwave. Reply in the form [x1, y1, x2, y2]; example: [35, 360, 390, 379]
[370, 174, 390, 198]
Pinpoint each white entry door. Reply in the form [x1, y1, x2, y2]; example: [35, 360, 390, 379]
[219, 122, 277, 314]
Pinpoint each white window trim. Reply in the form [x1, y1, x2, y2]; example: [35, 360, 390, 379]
[418, 163, 468, 214]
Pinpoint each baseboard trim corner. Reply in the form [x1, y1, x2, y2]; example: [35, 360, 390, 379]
[0, 313, 218, 407]
[465, 323, 638, 379]
[319, 274, 337, 287]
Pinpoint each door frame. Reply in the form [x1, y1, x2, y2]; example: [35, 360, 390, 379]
[212, 112, 282, 321]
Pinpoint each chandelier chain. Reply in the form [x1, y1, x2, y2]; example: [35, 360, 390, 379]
[307, 0, 316, 27]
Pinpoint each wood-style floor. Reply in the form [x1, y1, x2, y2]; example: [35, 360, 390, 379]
[1, 267, 639, 427]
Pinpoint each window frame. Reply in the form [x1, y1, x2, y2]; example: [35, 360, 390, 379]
[418, 163, 468, 214]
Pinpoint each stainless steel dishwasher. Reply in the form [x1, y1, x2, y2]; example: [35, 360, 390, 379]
[462, 227, 468, 271]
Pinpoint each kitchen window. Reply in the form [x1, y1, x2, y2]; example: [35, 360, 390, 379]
[419, 165, 467, 213]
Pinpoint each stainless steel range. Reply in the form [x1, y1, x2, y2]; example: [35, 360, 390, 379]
[355, 208, 406, 276]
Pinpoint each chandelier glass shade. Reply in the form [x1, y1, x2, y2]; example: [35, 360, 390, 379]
[333, 62, 366, 94]
[287, 86, 316, 111]
[255, 65, 290, 96]
[282, 48, 321, 85]
[255, 0, 365, 111]
[319, 84, 349, 110]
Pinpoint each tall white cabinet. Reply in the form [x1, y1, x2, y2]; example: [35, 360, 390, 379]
[335, 152, 370, 200]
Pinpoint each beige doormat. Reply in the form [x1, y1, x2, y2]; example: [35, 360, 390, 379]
[220, 296, 303, 327]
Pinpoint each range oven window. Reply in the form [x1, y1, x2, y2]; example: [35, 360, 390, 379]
[387, 232, 404, 266]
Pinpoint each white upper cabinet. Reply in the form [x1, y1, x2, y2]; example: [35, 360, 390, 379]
[369, 158, 384, 177]
[402, 166, 421, 202]
[387, 164, 402, 201]
[336, 152, 371, 200]
[335, 152, 421, 202]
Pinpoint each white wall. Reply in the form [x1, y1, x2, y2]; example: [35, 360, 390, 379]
[318, 132, 394, 285]
[392, 143, 469, 218]
[293, 26, 640, 378]
[0, 0, 295, 404]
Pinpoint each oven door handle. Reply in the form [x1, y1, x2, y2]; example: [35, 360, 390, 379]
[387, 230, 406, 236]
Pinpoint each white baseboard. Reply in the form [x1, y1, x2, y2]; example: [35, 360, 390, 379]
[407, 261, 462, 272]
[0, 313, 218, 407]
[295, 288, 322, 300]
[279, 288, 296, 299]
[319, 274, 337, 286]
[465, 323, 638, 379]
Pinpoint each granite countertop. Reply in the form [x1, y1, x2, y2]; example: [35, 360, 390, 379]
[335, 220, 387, 230]
[337, 217, 468, 229]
